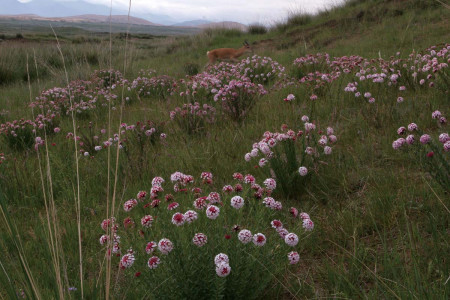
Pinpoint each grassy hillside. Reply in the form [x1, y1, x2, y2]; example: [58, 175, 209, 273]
[0, 0, 449, 299]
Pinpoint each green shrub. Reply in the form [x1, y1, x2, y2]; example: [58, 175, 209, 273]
[203, 28, 243, 38]
[0, 65, 19, 85]
[273, 12, 313, 33]
[183, 62, 200, 76]
[71, 36, 101, 44]
[0, 110, 9, 123]
[248, 24, 267, 35]
[1, 125, 35, 152]
[286, 13, 312, 27]
[85, 52, 100, 65]
[47, 54, 64, 69]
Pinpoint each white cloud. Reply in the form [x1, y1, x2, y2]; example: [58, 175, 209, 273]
[83, 0, 344, 24]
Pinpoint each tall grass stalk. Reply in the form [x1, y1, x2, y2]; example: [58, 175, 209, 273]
[50, 24, 84, 298]
[106, 1, 133, 299]
[243, 249, 299, 299]
[29, 52, 67, 298]
[0, 188, 42, 299]
[0, 55, 49, 299]
[421, 175, 450, 213]
[105, 1, 114, 298]
[327, 239, 402, 300]
[434, 0, 450, 9]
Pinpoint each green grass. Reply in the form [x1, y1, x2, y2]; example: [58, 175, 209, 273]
[0, 0, 449, 298]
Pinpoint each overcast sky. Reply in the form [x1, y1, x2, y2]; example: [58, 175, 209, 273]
[17, 0, 344, 24]
[89, 0, 344, 24]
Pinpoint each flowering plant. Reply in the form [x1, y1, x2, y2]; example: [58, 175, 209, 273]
[170, 102, 216, 134]
[238, 55, 286, 85]
[392, 110, 449, 191]
[292, 53, 332, 78]
[71, 120, 166, 160]
[90, 69, 124, 88]
[179, 73, 222, 105]
[245, 118, 337, 198]
[0, 114, 59, 151]
[213, 79, 267, 123]
[99, 171, 314, 298]
[131, 75, 177, 100]
[29, 78, 123, 118]
[205, 55, 286, 87]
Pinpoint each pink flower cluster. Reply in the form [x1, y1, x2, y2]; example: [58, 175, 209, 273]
[291, 53, 365, 98]
[238, 55, 286, 84]
[99, 171, 315, 277]
[214, 253, 231, 277]
[245, 119, 337, 168]
[393, 111, 448, 152]
[192, 233, 208, 247]
[205, 55, 285, 86]
[170, 102, 215, 121]
[29, 78, 122, 117]
[179, 73, 222, 102]
[120, 249, 135, 269]
[211, 79, 267, 122]
[284, 94, 295, 102]
[213, 79, 267, 102]
[0, 114, 58, 137]
[70, 120, 165, 157]
[267, 210, 314, 264]
[131, 75, 177, 99]
[342, 44, 449, 103]
[170, 171, 194, 192]
[285, 45, 450, 105]
[90, 69, 124, 88]
[169, 102, 216, 133]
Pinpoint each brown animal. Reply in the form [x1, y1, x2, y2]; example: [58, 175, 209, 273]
[206, 41, 252, 66]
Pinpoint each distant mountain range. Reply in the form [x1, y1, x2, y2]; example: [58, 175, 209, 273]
[172, 20, 213, 27]
[0, 0, 248, 28]
[1, 0, 176, 25]
[0, 14, 162, 26]
[0, 14, 247, 30]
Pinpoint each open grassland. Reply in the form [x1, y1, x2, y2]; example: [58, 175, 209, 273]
[0, 0, 449, 299]
[0, 18, 199, 36]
